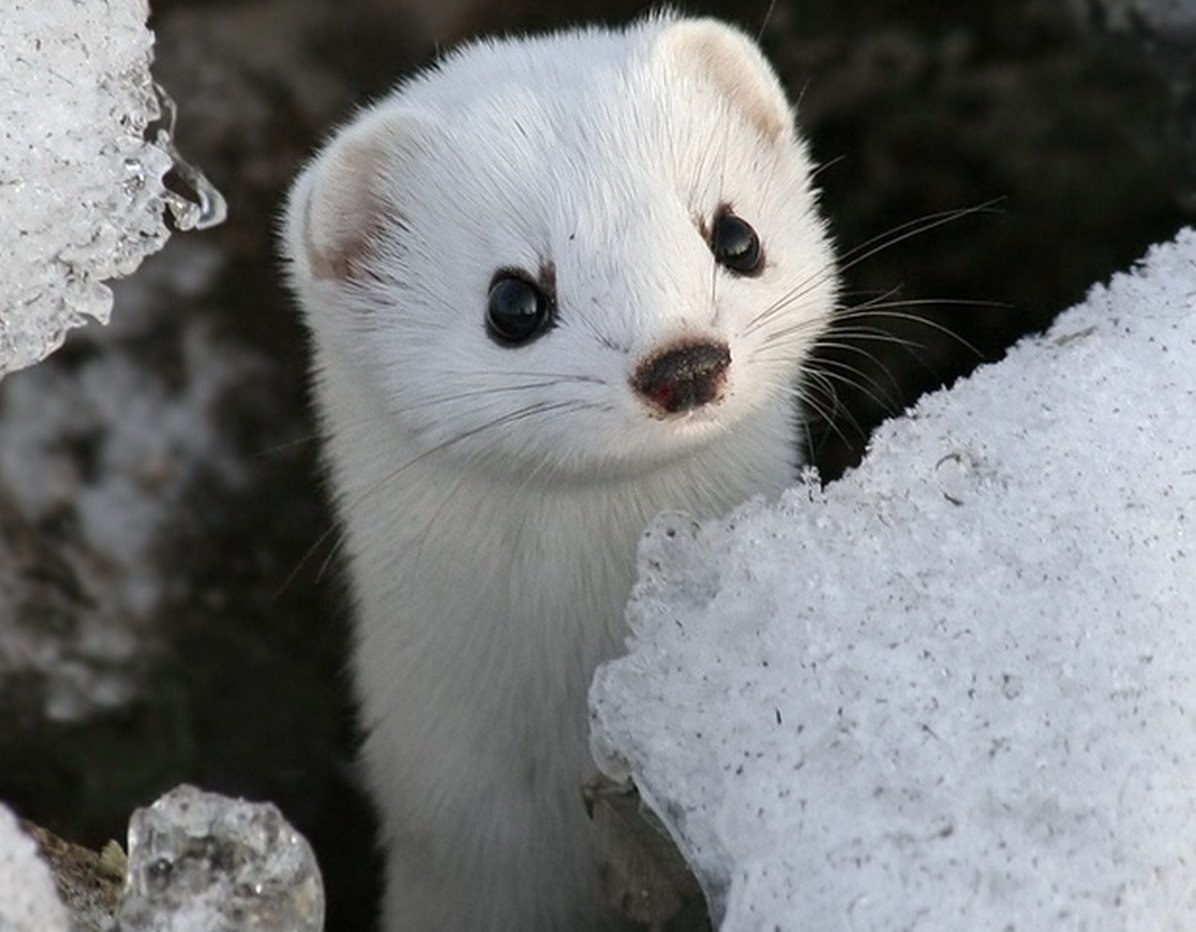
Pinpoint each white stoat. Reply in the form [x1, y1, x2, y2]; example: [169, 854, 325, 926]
[282, 14, 837, 931]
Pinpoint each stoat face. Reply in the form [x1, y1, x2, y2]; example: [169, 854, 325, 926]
[285, 16, 837, 486]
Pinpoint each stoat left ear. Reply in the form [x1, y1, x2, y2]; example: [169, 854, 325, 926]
[285, 107, 436, 284]
[652, 18, 794, 146]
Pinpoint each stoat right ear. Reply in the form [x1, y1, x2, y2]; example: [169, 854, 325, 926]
[651, 18, 794, 147]
[288, 108, 433, 283]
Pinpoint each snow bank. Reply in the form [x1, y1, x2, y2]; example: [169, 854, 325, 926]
[590, 229, 1196, 930]
[0, 804, 71, 932]
[0, 0, 225, 377]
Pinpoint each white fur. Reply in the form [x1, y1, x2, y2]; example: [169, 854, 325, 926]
[282, 15, 837, 930]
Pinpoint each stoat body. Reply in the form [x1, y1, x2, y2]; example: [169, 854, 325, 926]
[283, 15, 837, 930]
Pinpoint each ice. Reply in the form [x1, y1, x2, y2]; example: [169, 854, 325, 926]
[0, 0, 226, 378]
[0, 802, 72, 932]
[590, 229, 1196, 930]
[116, 785, 324, 932]
[0, 786, 324, 931]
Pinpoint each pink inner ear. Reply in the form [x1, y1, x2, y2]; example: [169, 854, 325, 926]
[302, 184, 383, 283]
[692, 36, 788, 144]
[660, 21, 793, 146]
[301, 126, 394, 284]
[306, 216, 377, 282]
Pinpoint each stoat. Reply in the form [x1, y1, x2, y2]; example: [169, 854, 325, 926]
[282, 14, 837, 930]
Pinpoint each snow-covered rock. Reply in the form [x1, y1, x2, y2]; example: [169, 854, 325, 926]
[0, 803, 72, 932]
[591, 229, 1196, 931]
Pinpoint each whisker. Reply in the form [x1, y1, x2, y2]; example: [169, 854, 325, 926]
[810, 346, 905, 393]
[785, 373, 869, 451]
[742, 269, 835, 336]
[313, 527, 345, 585]
[353, 401, 587, 509]
[753, 339, 915, 428]
[276, 398, 600, 598]
[831, 307, 984, 358]
[408, 399, 610, 561]
[802, 360, 903, 416]
[754, 290, 995, 368]
[756, 0, 779, 42]
[836, 200, 1003, 276]
[275, 518, 343, 600]
[813, 330, 925, 352]
[758, 322, 925, 355]
[402, 377, 604, 412]
[502, 370, 607, 382]
[808, 152, 846, 184]
[256, 375, 602, 461]
[842, 295, 1009, 315]
[766, 368, 833, 429]
[745, 201, 1002, 339]
[252, 430, 324, 458]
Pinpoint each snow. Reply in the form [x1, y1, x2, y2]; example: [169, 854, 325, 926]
[0, 0, 235, 723]
[116, 785, 325, 932]
[0, 0, 225, 378]
[0, 245, 255, 722]
[590, 229, 1196, 931]
[0, 803, 71, 932]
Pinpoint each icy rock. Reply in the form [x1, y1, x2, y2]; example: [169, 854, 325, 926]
[115, 785, 324, 932]
[0, 802, 72, 932]
[0, 0, 226, 378]
[590, 229, 1196, 930]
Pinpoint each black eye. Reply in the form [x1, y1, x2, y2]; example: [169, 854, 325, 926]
[711, 209, 763, 275]
[486, 273, 553, 345]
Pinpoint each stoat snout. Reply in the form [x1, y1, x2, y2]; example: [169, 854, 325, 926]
[633, 340, 731, 416]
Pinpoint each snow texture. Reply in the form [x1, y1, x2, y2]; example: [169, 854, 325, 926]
[116, 785, 324, 932]
[590, 229, 1196, 931]
[0, 0, 225, 378]
[0, 803, 71, 932]
[0, 242, 252, 723]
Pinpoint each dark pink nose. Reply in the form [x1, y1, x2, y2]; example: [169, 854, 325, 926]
[632, 341, 731, 415]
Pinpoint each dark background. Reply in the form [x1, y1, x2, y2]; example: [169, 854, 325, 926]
[0, 1, 1191, 928]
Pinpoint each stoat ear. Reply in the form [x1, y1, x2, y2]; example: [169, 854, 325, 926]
[289, 108, 433, 282]
[653, 18, 794, 145]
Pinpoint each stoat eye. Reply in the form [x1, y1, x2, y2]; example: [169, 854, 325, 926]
[486, 273, 553, 345]
[711, 208, 763, 276]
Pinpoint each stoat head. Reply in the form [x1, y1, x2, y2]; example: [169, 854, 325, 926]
[283, 15, 837, 485]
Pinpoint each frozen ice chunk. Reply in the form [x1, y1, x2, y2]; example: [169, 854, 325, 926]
[0, 803, 72, 932]
[0, 0, 225, 377]
[590, 229, 1196, 930]
[116, 785, 324, 932]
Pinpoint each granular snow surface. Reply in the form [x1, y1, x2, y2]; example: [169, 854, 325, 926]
[590, 229, 1196, 931]
[0, 804, 70, 932]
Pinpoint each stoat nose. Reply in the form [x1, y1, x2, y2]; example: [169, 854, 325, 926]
[632, 341, 731, 415]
